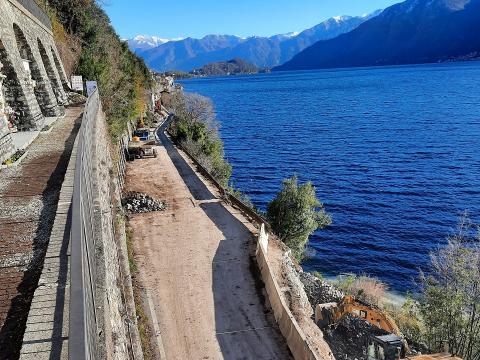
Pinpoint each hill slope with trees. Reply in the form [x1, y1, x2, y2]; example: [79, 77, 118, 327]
[40, 0, 151, 139]
[192, 58, 259, 76]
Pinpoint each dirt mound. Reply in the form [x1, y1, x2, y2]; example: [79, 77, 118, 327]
[122, 192, 166, 213]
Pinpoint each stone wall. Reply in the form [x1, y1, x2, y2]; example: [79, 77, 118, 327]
[92, 107, 132, 359]
[0, 69, 15, 163]
[0, 0, 69, 134]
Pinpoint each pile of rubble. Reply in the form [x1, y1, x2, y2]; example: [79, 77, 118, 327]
[324, 314, 388, 360]
[298, 271, 387, 360]
[67, 92, 87, 105]
[122, 192, 166, 213]
[299, 272, 344, 308]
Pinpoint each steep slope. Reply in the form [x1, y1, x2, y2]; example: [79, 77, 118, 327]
[46, 0, 151, 139]
[276, 0, 480, 71]
[134, 12, 381, 71]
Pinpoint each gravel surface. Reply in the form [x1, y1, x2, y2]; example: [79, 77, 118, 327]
[125, 135, 292, 359]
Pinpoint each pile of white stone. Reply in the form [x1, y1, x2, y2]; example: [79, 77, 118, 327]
[122, 192, 166, 213]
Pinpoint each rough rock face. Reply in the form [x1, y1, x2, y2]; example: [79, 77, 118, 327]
[324, 314, 389, 360]
[122, 192, 166, 213]
[281, 253, 313, 320]
[299, 272, 344, 309]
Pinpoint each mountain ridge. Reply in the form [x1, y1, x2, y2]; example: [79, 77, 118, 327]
[275, 0, 480, 71]
[128, 11, 382, 71]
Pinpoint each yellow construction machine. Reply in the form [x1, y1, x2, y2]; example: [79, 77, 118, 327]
[315, 295, 462, 360]
[315, 295, 402, 335]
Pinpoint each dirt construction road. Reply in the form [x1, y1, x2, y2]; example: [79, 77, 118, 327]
[125, 124, 291, 360]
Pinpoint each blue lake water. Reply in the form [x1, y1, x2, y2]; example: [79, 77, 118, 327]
[179, 62, 480, 293]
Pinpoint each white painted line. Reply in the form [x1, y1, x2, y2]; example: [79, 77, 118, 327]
[145, 289, 167, 360]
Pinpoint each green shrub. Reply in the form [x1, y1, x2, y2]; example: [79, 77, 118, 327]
[387, 295, 424, 345]
[267, 176, 331, 261]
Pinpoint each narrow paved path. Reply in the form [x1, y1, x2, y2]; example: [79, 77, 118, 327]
[0, 106, 82, 358]
[124, 124, 291, 359]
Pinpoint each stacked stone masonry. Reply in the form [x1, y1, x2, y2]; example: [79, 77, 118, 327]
[0, 0, 70, 162]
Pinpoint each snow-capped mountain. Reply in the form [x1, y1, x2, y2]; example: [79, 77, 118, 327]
[128, 11, 382, 71]
[276, 0, 480, 71]
[127, 35, 183, 53]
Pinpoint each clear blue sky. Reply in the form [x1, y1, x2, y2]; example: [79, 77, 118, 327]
[102, 0, 402, 40]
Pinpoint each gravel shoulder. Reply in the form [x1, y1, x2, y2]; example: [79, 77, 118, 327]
[124, 133, 292, 359]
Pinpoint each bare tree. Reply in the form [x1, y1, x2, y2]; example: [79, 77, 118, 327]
[170, 91, 218, 131]
[420, 214, 480, 360]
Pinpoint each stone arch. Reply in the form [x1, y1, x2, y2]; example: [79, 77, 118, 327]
[0, 38, 34, 130]
[13, 23, 55, 116]
[50, 46, 69, 89]
[37, 38, 63, 103]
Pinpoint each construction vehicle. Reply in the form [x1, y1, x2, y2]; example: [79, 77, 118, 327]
[133, 128, 152, 141]
[127, 140, 157, 160]
[315, 296, 402, 336]
[315, 296, 461, 360]
[367, 333, 462, 360]
[127, 128, 158, 161]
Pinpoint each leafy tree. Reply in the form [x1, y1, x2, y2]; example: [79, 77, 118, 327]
[419, 214, 480, 359]
[267, 176, 331, 260]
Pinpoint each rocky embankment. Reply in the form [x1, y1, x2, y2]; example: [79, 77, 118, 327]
[289, 264, 389, 360]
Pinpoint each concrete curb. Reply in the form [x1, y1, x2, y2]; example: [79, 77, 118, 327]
[144, 288, 167, 360]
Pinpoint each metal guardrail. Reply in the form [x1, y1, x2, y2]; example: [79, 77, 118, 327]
[70, 89, 100, 360]
[14, 0, 52, 30]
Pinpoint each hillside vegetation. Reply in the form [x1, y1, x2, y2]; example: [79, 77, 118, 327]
[39, 0, 151, 139]
[192, 58, 259, 76]
[168, 91, 232, 187]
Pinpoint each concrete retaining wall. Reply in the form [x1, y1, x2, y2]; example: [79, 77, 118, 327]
[256, 229, 321, 360]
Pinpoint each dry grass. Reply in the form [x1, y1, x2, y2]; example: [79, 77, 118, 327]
[337, 273, 388, 307]
[125, 225, 157, 360]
